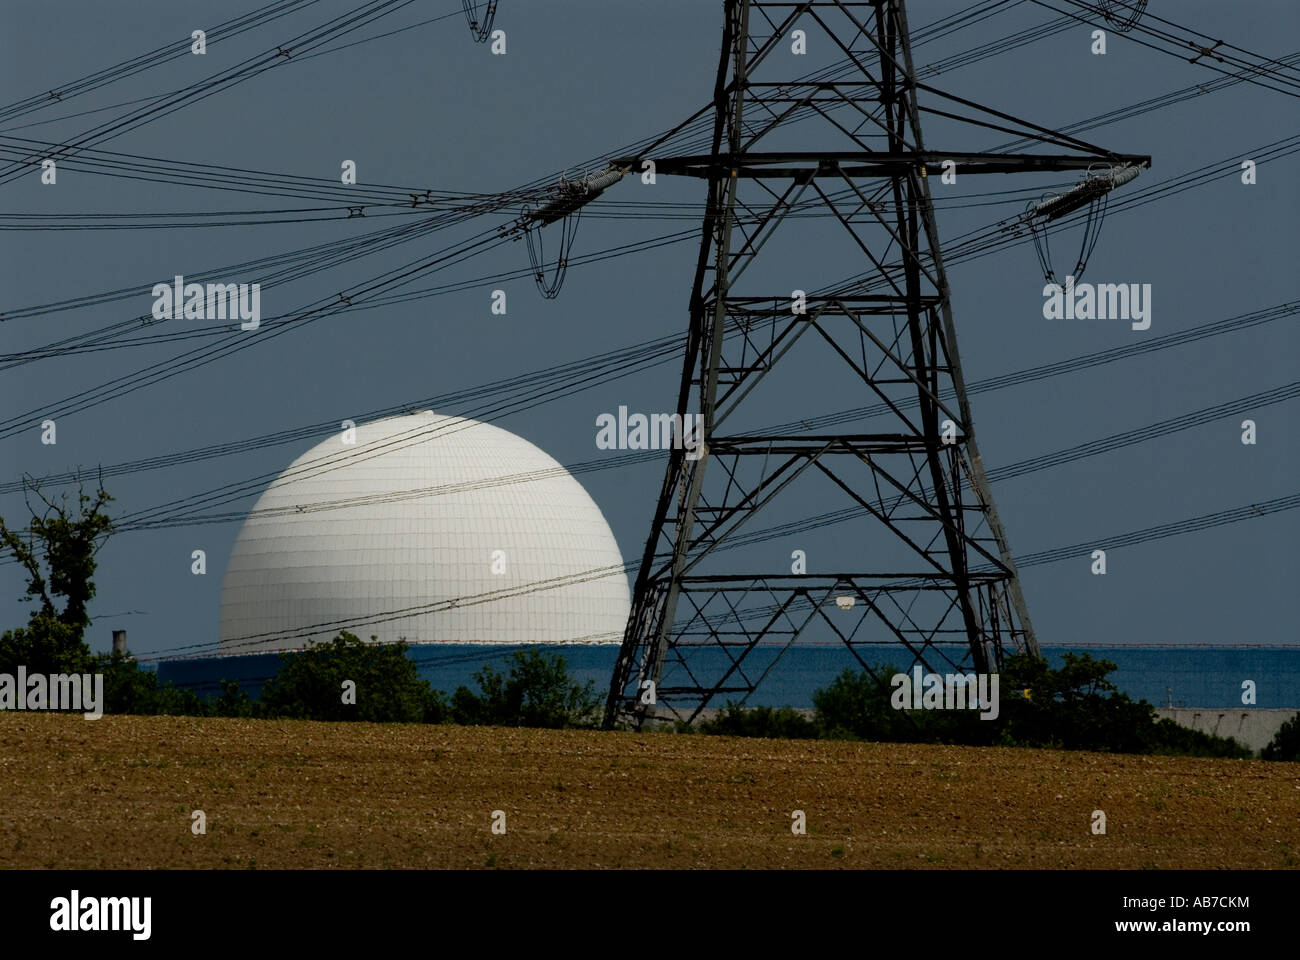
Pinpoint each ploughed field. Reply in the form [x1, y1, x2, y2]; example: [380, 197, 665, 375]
[2, 713, 1296, 869]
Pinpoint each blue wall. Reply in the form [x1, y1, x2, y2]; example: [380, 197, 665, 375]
[156, 643, 1300, 709]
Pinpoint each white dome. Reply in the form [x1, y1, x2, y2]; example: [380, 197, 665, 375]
[219, 412, 630, 653]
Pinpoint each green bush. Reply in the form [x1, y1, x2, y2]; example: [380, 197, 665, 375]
[803, 653, 1249, 758]
[1149, 717, 1250, 759]
[996, 653, 1248, 757]
[451, 650, 599, 728]
[1262, 713, 1300, 761]
[213, 679, 261, 718]
[95, 650, 209, 716]
[813, 666, 901, 741]
[698, 703, 818, 739]
[996, 652, 1160, 752]
[260, 631, 443, 723]
[812, 665, 924, 742]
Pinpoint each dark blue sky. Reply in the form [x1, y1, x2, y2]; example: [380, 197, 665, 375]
[2, 0, 1297, 661]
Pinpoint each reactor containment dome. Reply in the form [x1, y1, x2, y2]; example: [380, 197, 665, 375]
[219, 412, 631, 653]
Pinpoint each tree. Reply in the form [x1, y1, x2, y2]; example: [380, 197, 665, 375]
[0, 478, 113, 674]
[1262, 713, 1300, 761]
[260, 631, 444, 723]
[451, 650, 600, 728]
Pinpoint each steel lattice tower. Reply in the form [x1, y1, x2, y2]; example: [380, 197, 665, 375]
[604, 0, 1148, 728]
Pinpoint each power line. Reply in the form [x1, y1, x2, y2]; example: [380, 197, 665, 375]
[140, 488, 1298, 662]
[1033, 0, 1300, 100]
[0, 0, 327, 125]
[0, 1, 426, 186]
[9, 298, 1288, 552]
[0, 224, 514, 438]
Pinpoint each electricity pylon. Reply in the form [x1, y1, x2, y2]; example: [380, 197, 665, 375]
[604, 0, 1148, 728]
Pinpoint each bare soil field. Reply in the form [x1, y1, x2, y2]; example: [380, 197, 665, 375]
[1, 713, 1296, 869]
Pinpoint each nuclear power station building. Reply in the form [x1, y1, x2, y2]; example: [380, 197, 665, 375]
[161, 412, 630, 693]
[219, 411, 630, 652]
